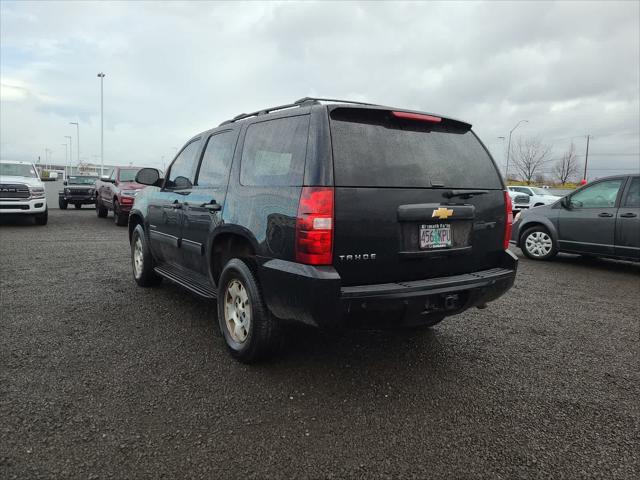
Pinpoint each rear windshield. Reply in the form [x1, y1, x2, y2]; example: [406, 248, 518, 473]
[329, 108, 502, 189]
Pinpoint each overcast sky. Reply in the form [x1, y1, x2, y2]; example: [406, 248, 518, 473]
[1, 0, 639, 180]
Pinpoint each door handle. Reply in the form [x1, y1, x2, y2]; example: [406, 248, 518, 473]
[620, 212, 637, 218]
[598, 212, 613, 217]
[201, 202, 222, 212]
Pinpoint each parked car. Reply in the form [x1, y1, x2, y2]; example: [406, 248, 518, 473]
[508, 190, 530, 213]
[508, 185, 560, 207]
[128, 97, 517, 362]
[95, 166, 146, 225]
[0, 160, 48, 224]
[59, 175, 98, 209]
[512, 174, 639, 261]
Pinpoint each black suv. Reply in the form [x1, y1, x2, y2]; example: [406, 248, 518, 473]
[59, 175, 98, 209]
[129, 98, 517, 362]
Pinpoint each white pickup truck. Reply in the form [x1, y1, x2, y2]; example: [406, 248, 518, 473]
[508, 186, 561, 208]
[0, 160, 48, 225]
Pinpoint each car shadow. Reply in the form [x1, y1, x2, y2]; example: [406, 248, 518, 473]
[0, 214, 39, 226]
[512, 248, 640, 275]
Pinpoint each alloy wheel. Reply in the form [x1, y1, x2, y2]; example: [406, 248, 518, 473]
[224, 279, 251, 343]
[133, 236, 144, 278]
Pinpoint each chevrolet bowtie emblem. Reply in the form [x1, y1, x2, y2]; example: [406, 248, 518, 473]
[432, 207, 454, 219]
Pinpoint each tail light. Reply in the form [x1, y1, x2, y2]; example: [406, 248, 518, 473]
[391, 111, 442, 123]
[296, 187, 334, 265]
[503, 191, 513, 250]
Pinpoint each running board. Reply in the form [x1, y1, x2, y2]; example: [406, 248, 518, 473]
[154, 265, 217, 299]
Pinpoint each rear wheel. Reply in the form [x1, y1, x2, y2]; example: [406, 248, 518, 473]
[131, 225, 162, 287]
[74, 203, 81, 209]
[59, 199, 68, 210]
[217, 258, 280, 363]
[96, 197, 108, 218]
[521, 226, 557, 260]
[34, 208, 48, 225]
[113, 200, 127, 226]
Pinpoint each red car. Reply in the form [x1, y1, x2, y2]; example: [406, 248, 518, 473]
[95, 166, 146, 226]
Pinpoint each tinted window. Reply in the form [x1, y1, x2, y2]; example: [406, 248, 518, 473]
[330, 108, 502, 189]
[623, 177, 640, 208]
[240, 116, 309, 186]
[570, 179, 623, 208]
[510, 187, 530, 195]
[197, 131, 236, 187]
[167, 140, 200, 189]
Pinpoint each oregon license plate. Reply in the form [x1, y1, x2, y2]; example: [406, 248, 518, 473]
[420, 223, 452, 249]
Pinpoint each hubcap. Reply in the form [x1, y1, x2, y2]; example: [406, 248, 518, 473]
[525, 231, 553, 257]
[224, 279, 251, 343]
[133, 237, 144, 278]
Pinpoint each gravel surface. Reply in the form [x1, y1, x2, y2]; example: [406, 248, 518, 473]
[1, 208, 639, 479]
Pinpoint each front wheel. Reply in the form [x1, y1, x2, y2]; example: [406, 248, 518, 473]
[131, 225, 162, 287]
[59, 199, 68, 210]
[217, 259, 281, 363]
[96, 197, 108, 218]
[34, 208, 48, 225]
[113, 200, 127, 226]
[521, 226, 557, 260]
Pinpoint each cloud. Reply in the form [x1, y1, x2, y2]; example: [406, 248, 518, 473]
[0, 0, 638, 179]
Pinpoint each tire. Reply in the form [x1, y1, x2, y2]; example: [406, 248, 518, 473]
[131, 224, 162, 287]
[34, 208, 48, 225]
[521, 226, 557, 260]
[74, 203, 81, 209]
[96, 197, 108, 218]
[217, 258, 281, 363]
[113, 200, 127, 226]
[59, 199, 68, 210]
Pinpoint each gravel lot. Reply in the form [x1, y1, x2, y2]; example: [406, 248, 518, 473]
[1, 204, 639, 479]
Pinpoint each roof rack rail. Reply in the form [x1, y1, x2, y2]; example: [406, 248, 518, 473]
[219, 97, 384, 126]
[294, 97, 380, 107]
[219, 101, 304, 126]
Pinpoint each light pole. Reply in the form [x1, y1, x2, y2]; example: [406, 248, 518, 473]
[65, 135, 72, 176]
[505, 120, 529, 181]
[61, 143, 69, 179]
[97, 72, 105, 176]
[70, 122, 80, 167]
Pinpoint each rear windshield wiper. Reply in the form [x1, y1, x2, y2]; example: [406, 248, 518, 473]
[443, 189, 489, 199]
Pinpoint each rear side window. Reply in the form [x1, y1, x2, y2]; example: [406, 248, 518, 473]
[329, 108, 502, 189]
[240, 115, 309, 186]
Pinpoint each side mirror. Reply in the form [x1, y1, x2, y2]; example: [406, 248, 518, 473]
[560, 197, 571, 209]
[136, 168, 162, 187]
[63, 180, 68, 186]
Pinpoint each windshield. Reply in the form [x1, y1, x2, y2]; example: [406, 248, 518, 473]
[68, 176, 98, 185]
[329, 108, 502, 189]
[0, 163, 38, 178]
[530, 187, 551, 195]
[118, 169, 140, 182]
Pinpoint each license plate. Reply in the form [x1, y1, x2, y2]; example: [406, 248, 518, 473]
[420, 223, 452, 249]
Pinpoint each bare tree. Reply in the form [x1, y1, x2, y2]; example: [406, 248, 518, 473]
[553, 142, 581, 185]
[510, 136, 552, 185]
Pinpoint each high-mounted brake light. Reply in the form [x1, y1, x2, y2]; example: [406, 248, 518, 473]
[391, 111, 442, 123]
[503, 191, 513, 250]
[296, 187, 334, 265]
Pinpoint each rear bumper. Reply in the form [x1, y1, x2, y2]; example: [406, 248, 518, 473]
[259, 250, 517, 329]
[0, 198, 47, 214]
